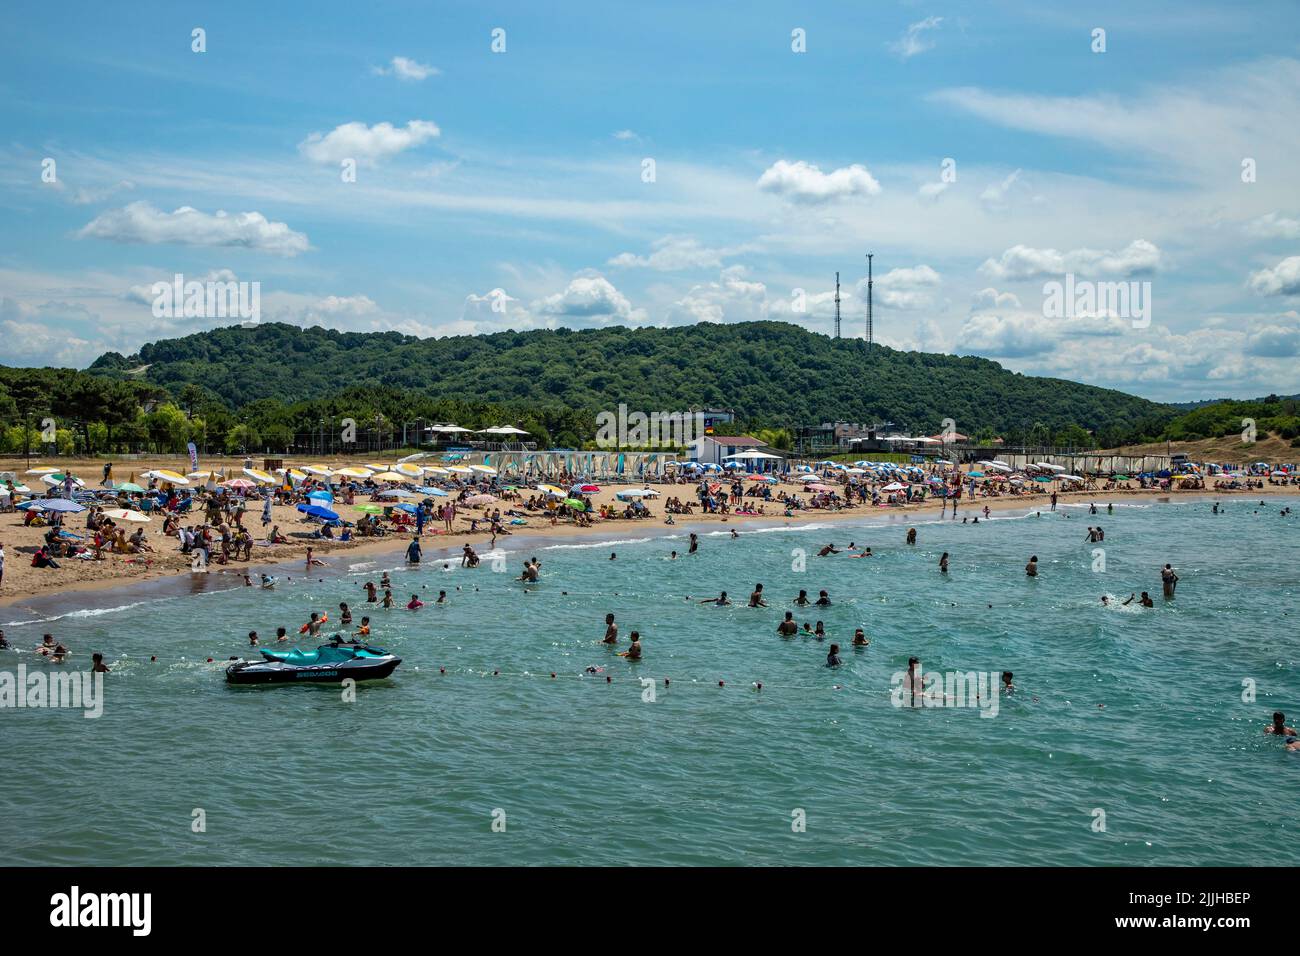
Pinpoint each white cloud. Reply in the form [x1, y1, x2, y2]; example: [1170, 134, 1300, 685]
[372, 57, 439, 81]
[77, 202, 310, 257]
[298, 120, 441, 165]
[890, 16, 944, 59]
[979, 169, 1024, 208]
[0, 298, 103, 366]
[608, 236, 746, 271]
[1245, 212, 1300, 240]
[757, 159, 881, 204]
[534, 274, 644, 325]
[868, 264, 942, 310]
[918, 180, 950, 201]
[612, 129, 641, 142]
[668, 266, 769, 325]
[980, 239, 1163, 280]
[1248, 255, 1300, 296]
[972, 287, 1021, 310]
[1245, 313, 1300, 356]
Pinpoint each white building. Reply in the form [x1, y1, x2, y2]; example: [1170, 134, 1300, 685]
[688, 435, 778, 467]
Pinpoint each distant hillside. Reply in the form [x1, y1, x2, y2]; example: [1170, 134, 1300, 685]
[88, 321, 1172, 439]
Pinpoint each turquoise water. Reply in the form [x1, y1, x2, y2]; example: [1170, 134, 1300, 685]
[3, 497, 1298, 866]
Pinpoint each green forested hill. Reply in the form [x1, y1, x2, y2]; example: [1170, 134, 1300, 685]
[88, 320, 1171, 443]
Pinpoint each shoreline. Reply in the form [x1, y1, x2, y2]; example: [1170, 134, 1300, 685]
[4, 485, 1295, 624]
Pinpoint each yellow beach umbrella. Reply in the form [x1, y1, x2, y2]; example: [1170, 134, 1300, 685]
[369, 471, 408, 482]
[335, 466, 373, 479]
[394, 463, 424, 478]
[470, 464, 497, 475]
[423, 466, 451, 476]
[447, 465, 473, 475]
[302, 465, 334, 477]
[151, 469, 191, 485]
[242, 468, 276, 484]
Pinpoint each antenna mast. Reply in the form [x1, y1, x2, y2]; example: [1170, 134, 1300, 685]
[834, 272, 841, 339]
[866, 253, 874, 347]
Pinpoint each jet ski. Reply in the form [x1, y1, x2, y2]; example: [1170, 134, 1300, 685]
[225, 642, 401, 685]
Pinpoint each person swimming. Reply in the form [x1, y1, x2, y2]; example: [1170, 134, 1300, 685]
[436, 590, 447, 605]
[748, 584, 767, 608]
[91, 652, 110, 674]
[1161, 563, 1179, 598]
[906, 528, 917, 545]
[1026, 555, 1038, 577]
[339, 603, 353, 625]
[519, 561, 539, 582]
[939, 552, 949, 573]
[699, 591, 731, 606]
[817, 543, 840, 556]
[407, 594, 424, 610]
[364, 581, 378, 602]
[261, 573, 276, 589]
[778, 612, 798, 637]
[623, 631, 642, 660]
[1001, 671, 1013, 694]
[382, 589, 395, 608]
[815, 590, 831, 606]
[795, 590, 810, 606]
[852, 628, 868, 646]
[814, 621, 826, 640]
[826, 643, 842, 667]
[603, 613, 618, 644]
[248, 630, 259, 646]
[1265, 712, 1297, 736]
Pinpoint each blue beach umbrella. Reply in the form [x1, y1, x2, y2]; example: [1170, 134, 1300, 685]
[296, 503, 339, 521]
[34, 498, 85, 513]
[306, 489, 334, 502]
[417, 486, 449, 496]
[392, 502, 419, 514]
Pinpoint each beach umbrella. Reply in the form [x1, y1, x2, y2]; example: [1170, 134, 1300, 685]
[806, 483, 834, 492]
[334, 467, 372, 479]
[935, 459, 955, 466]
[464, 494, 497, 506]
[800, 474, 823, 482]
[1034, 475, 1053, 483]
[354, 504, 384, 514]
[746, 474, 776, 482]
[37, 497, 85, 513]
[296, 503, 339, 521]
[305, 489, 334, 501]
[570, 484, 599, 494]
[284, 469, 310, 483]
[967, 471, 984, 478]
[224, 478, 257, 490]
[1113, 475, 1130, 481]
[102, 508, 150, 523]
[392, 502, 419, 514]
[536, 483, 565, 495]
[376, 489, 419, 499]
[423, 466, 452, 476]
[114, 482, 146, 493]
[369, 471, 408, 483]
[562, 497, 586, 510]
[242, 468, 275, 484]
[25, 467, 58, 475]
[394, 463, 424, 478]
[146, 469, 190, 484]
[470, 464, 497, 475]
[447, 466, 474, 476]
[42, 473, 85, 487]
[882, 482, 907, 492]
[616, 488, 659, 499]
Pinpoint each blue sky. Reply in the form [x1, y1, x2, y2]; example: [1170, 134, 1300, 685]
[2, 0, 1299, 402]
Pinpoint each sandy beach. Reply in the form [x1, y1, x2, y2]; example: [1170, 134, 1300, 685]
[3, 454, 1293, 610]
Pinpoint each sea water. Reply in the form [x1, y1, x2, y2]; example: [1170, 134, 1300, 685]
[2, 497, 1297, 866]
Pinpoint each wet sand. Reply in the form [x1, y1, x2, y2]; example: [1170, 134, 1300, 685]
[3, 473, 1293, 619]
